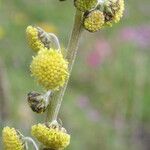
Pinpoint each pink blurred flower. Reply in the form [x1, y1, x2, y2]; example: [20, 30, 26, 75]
[120, 25, 150, 48]
[86, 39, 111, 68]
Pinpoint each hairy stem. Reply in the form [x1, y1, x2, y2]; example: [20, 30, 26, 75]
[24, 137, 39, 150]
[46, 9, 83, 122]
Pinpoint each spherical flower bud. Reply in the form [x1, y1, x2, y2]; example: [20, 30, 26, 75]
[103, 0, 125, 26]
[26, 26, 51, 52]
[2, 127, 25, 150]
[31, 123, 70, 149]
[27, 91, 51, 114]
[74, 0, 98, 12]
[30, 48, 69, 90]
[83, 10, 105, 32]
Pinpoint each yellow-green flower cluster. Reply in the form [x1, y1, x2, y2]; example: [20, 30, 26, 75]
[30, 48, 69, 90]
[83, 10, 104, 32]
[26, 26, 45, 52]
[31, 123, 70, 149]
[74, 0, 98, 12]
[74, 0, 125, 32]
[103, 0, 125, 26]
[2, 127, 25, 150]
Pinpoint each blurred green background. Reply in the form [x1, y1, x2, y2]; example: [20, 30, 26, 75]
[0, 0, 150, 149]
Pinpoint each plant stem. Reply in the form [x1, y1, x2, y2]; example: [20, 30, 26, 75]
[45, 9, 83, 123]
[24, 137, 39, 150]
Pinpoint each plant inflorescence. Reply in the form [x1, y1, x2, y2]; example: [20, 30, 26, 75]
[2, 0, 124, 149]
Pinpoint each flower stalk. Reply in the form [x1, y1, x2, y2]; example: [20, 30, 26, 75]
[46, 9, 83, 122]
[23, 137, 39, 150]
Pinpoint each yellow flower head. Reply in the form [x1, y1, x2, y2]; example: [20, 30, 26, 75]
[83, 10, 104, 32]
[74, 0, 98, 12]
[31, 123, 70, 149]
[2, 127, 25, 150]
[103, 0, 125, 26]
[30, 48, 69, 90]
[26, 26, 45, 52]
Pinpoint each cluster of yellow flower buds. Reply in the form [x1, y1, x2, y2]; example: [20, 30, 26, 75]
[2, 121, 70, 150]
[74, 0, 125, 32]
[25, 26, 70, 149]
[2, 1, 125, 150]
[25, 25, 69, 114]
[32, 121, 70, 149]
[2, 127, 25, 150]
[26, 26, 69, 91]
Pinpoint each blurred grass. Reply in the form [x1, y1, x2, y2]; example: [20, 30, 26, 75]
[0, 0, 150, 150]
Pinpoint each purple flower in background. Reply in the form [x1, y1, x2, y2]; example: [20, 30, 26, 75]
[86, 39, 111, 68]
[120, 25, 150, 48]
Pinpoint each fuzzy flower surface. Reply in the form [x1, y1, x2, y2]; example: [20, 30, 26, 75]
[31, 123, 70, 149]
[103, 0, 125, 26]
[30, 48, 69, 90]
[2, 127, 25, 150]
[83, 10, 104, 32]
[26, 26, 45, 52]
[74, 0, 98, 12]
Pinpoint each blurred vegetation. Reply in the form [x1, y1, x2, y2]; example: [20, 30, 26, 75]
[0, 0, 150, 150]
